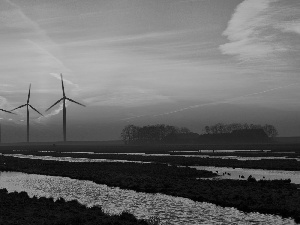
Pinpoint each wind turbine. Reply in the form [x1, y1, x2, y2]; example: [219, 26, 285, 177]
[10, 84, 43, 142]
[0, 109, 16, 143]
[46, 73, 85, 142]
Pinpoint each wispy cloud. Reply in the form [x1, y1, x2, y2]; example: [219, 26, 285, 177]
[49, 73, 78, 87]
[219, 0, 300, 62]
[1, 0, 48, 40]
[0, 84, 14, 87]
[83, 87, 171, 107]
[25, 40, 69, 71]
[0, 96, 8, 108]
[37, 102, 66, 123]
[0, 95, 16, 119]
[63, 29, 198, 47]
[275, 20, 300, 35]
[122, 83, 299, 121]
[0, 0, 70, 73]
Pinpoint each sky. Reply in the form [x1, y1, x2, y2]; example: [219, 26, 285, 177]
[0, 0, 299, 142]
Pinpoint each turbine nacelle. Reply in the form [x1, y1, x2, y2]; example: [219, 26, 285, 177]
[45, 73, 85, 141]
[45, 97, 85, 112]
[46, 74, 85, 112]
[9, 83, 43, 142]
[10, 84, 43, 117]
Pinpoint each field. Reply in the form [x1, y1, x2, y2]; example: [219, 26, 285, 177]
[1, 142, 300, 223]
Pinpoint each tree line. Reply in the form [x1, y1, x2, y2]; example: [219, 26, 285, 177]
[121, 124, 192, 144]
[203, 123, 278, 137]
[121, 122, 278, 144]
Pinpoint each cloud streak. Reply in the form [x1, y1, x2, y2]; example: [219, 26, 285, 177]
[37, 102, 65, 123]
[0, 96, 8, 107]
[275, 20, 300, 36]
[0, 0, 71, 74]
[219, 0, 300, 62]
[122, 83, 299, 121]
[63, 29, 198, 48]
[49, 73, 78, 87]
[83, 87, 171, 107]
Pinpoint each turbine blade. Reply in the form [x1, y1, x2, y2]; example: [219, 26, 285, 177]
[27, 83, 31, 104]
[45, 98, 63, 112]
[0, 109, 17, 115]
[66, 98, 85, 107]
[29, 105, 43, 116]
[61, 73, 65, 97]
[10, 104, 27, 111]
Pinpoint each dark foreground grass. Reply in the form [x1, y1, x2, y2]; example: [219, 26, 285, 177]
[0, 189, 150, 225]
[1, 156, 300, 223]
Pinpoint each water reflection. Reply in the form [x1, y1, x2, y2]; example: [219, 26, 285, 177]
[0, 172, 296, 225]
[192, 166, 300, 184]
[3, 154, 148, 164]
[58, 151, 300, 161]
[3, 154, 300, 185]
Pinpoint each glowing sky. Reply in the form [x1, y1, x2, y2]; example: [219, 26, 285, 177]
[0, 0, 299, 142]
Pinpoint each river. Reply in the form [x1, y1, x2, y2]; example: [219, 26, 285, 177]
[0, 171, 296, 225]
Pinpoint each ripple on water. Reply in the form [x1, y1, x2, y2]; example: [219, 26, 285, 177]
[0, 172, 296, 225]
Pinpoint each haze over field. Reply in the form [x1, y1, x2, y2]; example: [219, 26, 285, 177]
[0, 0, 299, 142]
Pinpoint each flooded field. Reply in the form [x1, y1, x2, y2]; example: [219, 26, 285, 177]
[52, 151, 300, 161]
[2, 153, 300, 184]
[192, 166, 300, 184]
[2, 153, 148, 164]
[0, 171, 296, 225]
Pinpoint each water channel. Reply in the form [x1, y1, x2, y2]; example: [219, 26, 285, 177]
[3, 153, 300, 184]
[60, 151, 300, 161]
[192, 166, 300, 184]
[0, 171, 296, 225]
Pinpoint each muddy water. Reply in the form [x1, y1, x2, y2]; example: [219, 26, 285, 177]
[0, 171, 296, 225]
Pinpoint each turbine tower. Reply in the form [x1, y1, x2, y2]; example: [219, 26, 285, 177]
[0, 109, 16, 143]
[10, 84, 43, 142]
[46, 73, 85, 142]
